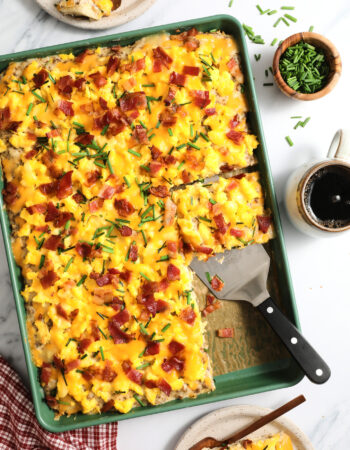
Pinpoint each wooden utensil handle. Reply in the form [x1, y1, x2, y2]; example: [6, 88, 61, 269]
[227, 395, 306, 444]
[258, 297, 331, 384]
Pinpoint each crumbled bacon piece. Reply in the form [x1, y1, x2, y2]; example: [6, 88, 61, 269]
[65, 359, 80, 373]
[191, 90, 210, 108]
[40, 270, 58, 289]
[75, 242, 92, 258]
[195, 245, 213, 255]
[144, 342, 160, 356]
[101, 399, 115, 412]
[133, 124, 148, 144]
[7, 121, 22, 132]
[56, 304, 68, 320]
[152, 58, 163, 73]
[168, 340, 185, 355]
[114, 198, 135, 217]
[226, 129, 244, 145]
[164, 198, 176, 227]
[74, 49, 91, 63]
[163, 154, 177, 165]
[183, 65, 200, 76]
[180, 307, 196, 325]
[99, 97, 108, 110]
[129, 243, 138, 262]
[161, 356, 184, 373]
[86, 170, 101, 186]
[226, 179, 238, 191]
[164, 87, 177, 106]
[217, 328, 234, 338]
[0, 106, 10, 130]
[75, 133, 94, 146]
[57, 75, 74, 97]
[210, 275, 224, 291]
[44, 235, 63, 251]
[119, 92, 147, 112]
[53, 355, 64, 370]
[25, 149, 38, 159]
[26, 203, 47, 215]
[229, 114, 240, 129]
[58, 99, 74, 116]
[89, 197, 104, 212]
[185, 36, 200, 51]
[159, 108, 177, 127]
[89, 72, 107, 88]
[181, 170, 191, 183]
[123, 57, 145, 73]
[78, 338, 92, 354]
[169, 71, 186, 87]
[108, 320, 132, 344]
[46, 128, 61, 139]
[204, 107, 216, 116]
[70, 308, 79, 321]
[40, 363, 52, 385]
[158, 379, 172, 396]
[119, 225, 132, 237]
[227, 57, 244, 83]
[166, 240, 178, 257]
[167, 263, 180, 282]
[57, 170, 73, 200]
[150, 145, 162, 160]
[106, 55, 120, 76]
[214, 213, 229, 235]
[122, 361, 143, 385]
[149, 185, 169, 198]
[90, 320, 100, 341]
[74, 77, 86, 90]
[39, 181, 58, 196]
[33, 69, 48, 88]
[230, 228, 244, 238]
[101, 361, 117, 382]
[257, 215, 271, 233]
[111, 309, 130, 327]
[152, 47, 173, 69]
[149, 161, 163, 177]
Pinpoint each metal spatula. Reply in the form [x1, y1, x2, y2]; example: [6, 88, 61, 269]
[190, 244, 331, 384]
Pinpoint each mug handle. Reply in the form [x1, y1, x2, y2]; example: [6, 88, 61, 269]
[327, 129, 350, 161]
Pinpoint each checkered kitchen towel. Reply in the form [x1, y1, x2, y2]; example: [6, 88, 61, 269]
[0, 355, 118, 450]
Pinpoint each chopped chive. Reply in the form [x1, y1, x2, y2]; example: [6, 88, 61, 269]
[177, 161, 185, 171]
[98, 327, 107, 339]
[168, 128, 173, 137]
[134, 394, 145, 407]
[140, 272, 151, 281]
[254, 54, 261, 61]
[157, 255, 169, 262]
[229, 0, 233, 6]
[32, 90, 46, 102]
[136, 362, 151, 370]
[139, 323, 149, 335]
[187, 141, 200, 150]
[128, 149, 141, 157]
[77, 274, 87, 287]
[141, 229, 147, 246]
[190, 124, 194, 137]
[26, 102, 34, 116]
[177, 143, 186, 150]
[209, 198, 217, 205]
[139, 120, 147, 130]
[64, 256, 74, 272]
[309, 26, 314, 32]
[139, 347, 147, 358]
[123, 176, 131, 188]
[140, 164, 150, 172]
[270, 38, 278, 47]
[285, 136, 294, 147]
[267, 9, 277, 15]
[263, 83, 273, 86]
[155, 120, 161, 129]
[205, 272, 212, 283]
[61, 369, 67, 386]
[148, 133, 155, 140]
[284, 13, 297, 22]
[39, 254, 45, 269]
[142, 83, 155, 87]
[161, 323, 171, 332]
[101, 124, 109, 136]
[281, 6, 295, 10]
[48, 73, 56, 84]
[198, 216, 211, 223]
[291, 116, 302, 119]
[200, 132, 210, 142]
[302, 117, 311, 127]
[282, 17, 290, 26]
[273, 17, 282, 27]
[100, 346, 105, 361]
[97, 312, 107, 320]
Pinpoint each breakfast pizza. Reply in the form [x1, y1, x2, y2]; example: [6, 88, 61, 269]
[56, 0, 117, 20]
[0, 28, 272, 416]
[207, 432, 293, 450]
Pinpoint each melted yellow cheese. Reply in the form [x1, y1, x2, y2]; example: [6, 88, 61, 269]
[222, 432, 293, 450]
[0, 31, 270, 416]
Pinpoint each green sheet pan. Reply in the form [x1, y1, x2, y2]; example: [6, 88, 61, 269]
[0, 15, 303, 432]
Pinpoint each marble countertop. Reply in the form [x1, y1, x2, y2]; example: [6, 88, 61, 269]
[0, 0, 349, 449]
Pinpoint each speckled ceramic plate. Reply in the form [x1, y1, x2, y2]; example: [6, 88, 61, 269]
[175, 405, 314, 450]
[35, 0, 157, 29]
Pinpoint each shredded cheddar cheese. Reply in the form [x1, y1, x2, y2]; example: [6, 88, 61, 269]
[0, 29, 272, 416]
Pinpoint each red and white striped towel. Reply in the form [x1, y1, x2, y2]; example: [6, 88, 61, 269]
[0, 355, 118, 449]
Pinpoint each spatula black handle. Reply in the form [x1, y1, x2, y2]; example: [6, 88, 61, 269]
[257, 297, 331, 384]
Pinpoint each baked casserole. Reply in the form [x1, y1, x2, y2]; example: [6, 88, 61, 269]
[0, 29, 272, 416]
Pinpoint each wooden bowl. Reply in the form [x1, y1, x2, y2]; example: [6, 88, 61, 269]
[272, 32, 342, 101]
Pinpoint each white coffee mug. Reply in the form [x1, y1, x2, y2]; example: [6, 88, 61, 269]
[285, 129, 350, 238]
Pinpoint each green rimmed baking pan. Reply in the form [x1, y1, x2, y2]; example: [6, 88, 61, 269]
[0, 15, 303, 432]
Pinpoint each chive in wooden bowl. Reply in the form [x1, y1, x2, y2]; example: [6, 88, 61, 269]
[272, 32, 342, 101]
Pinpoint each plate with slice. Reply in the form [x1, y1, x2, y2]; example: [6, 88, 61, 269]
[175, 405, 314, 450]
[35, 0, 157, 29]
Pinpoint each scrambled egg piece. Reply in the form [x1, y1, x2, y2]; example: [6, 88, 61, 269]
[0, 29, 271, 416]
[56, 0, 114, 20]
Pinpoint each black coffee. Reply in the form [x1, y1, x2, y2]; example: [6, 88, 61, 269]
[304, 165, 350, 229]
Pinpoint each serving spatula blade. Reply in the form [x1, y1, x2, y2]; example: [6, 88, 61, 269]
[190, 244, 331, 384]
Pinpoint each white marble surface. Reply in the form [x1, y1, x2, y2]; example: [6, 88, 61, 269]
[0, 1, 349, 449]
